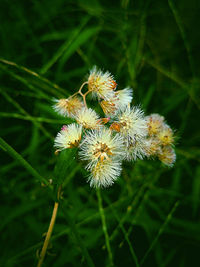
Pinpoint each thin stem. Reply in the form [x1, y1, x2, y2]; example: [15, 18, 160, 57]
[104, 196, 140, 267]
[68, 82, 88, 99]
[82, 88, 92, 107]
[84, 90, 90, 97]
[78, 81, 88, 94]
[82, 95, 87, 107]
[68, 91, 79, 99]
[97, 189, 114, 267]
[140, 200, 180, 266]
[37, 186, 62, 267]
[68, 81, 89, 107]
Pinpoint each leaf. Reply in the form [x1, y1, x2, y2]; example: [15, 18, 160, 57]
[53, 148, 78, 186]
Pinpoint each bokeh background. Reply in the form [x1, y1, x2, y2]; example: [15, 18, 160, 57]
[0, 0, 200, 266]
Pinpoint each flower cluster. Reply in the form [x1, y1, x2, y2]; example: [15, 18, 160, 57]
[145, 114, 176, 166]
[53, 67, 176, 188]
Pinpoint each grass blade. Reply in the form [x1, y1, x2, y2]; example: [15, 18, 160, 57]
[40, 16, 90, 74]
[0, 137, 49, 186]
[140, 200, 180, 265]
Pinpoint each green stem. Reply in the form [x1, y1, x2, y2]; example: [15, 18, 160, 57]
[97, 189, 114, 267]
[0, 137, 48, 186]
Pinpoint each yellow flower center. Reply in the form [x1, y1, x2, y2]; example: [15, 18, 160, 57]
[93, 143, 113, 161]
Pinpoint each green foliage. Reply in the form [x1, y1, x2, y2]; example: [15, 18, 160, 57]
[54, 149, 78, 187]
[0, 0, 200, 266]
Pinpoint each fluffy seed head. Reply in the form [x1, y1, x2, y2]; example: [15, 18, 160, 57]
[116, 107, 148, 139]
[79, 128, 125, 169]
[158, 146, 176, 167]
[157, 125, 174, 146]
[146, 113, 165, 136]
[88, 66, 117, 100]
[100, 88, 133, 116]
[75, 107, 101, 129]
[53, 97, 84, 117]
[100, 100, 117, 116]
[145, 137, 161, 156]
[115, 87, 133, 110]
[54, 123, 82, 150]
[123, 137, 149, 161]
[87, 159, 122, 188]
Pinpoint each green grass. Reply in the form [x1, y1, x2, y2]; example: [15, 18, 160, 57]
[0, 0, 200, 266]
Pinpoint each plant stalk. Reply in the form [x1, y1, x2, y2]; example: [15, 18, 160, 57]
[37, 186, 62, 267]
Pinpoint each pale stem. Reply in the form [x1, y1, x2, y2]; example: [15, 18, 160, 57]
[68, 81, 88, 99]
[68, 91, 79, 99]
[69, 82, 89, 107]
[82, 90, 91, 108]
[78, 81, 88, 94]
[82, 95, 87, 107]
[37, 186, 62, 267]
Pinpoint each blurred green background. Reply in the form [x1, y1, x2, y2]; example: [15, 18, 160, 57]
[0, 0, 200, 266]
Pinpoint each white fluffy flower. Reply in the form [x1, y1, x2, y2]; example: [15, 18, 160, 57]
[54, 123, 82, 150]
[146, 113, 165, 136]
[87, 159, 122, 188]
[117, 107, 148, 139]
[53, 97, 84, 117]
[88, 66, 117, 100]
[79, 128, 125, 169]
[123, 137, 149, 161]
[74, 107, 101, 129]
[115, 87, 133, 110]
[100, 88, 133, 116]
[146, 113, 164, 123]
